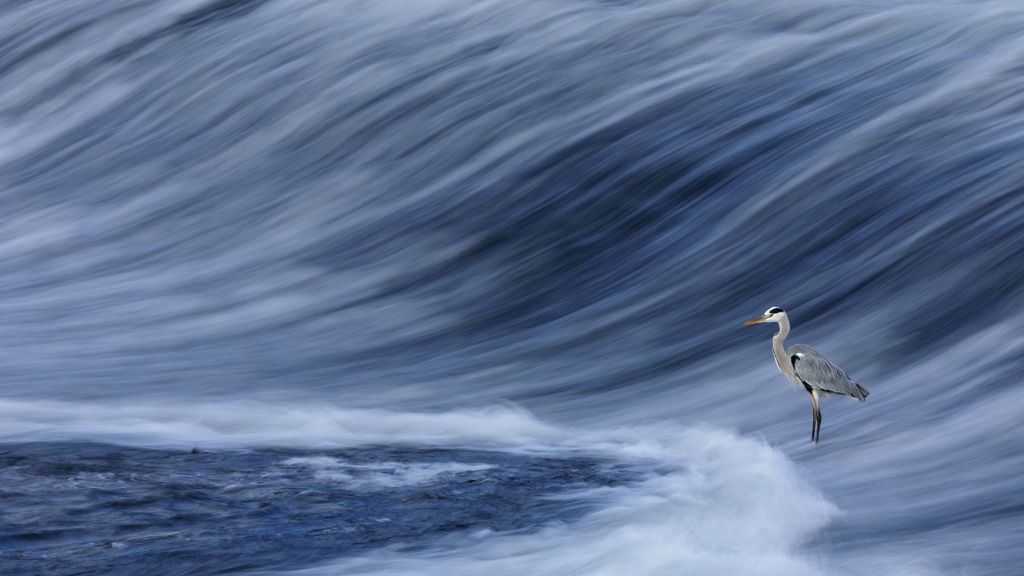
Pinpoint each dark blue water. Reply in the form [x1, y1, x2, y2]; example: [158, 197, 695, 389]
[1, 0, 1023, 574]
[0, 443, 642, 575]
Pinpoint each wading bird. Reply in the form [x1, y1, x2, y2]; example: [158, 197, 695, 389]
[744, 307, 868, 443]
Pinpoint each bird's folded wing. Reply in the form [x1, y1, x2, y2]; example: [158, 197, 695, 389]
[788, 344, 865, 399]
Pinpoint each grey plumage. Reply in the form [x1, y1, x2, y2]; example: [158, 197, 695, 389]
[788, 344, 869, 402]
[744, 307, 869, 443]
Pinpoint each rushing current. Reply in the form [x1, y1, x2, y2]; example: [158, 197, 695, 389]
[1, 0, 1023, 574]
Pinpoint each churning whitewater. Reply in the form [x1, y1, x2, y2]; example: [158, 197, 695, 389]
[1, 0, 1024, 574]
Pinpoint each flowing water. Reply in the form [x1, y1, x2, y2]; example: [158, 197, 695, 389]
[1, 0, 1023, 574]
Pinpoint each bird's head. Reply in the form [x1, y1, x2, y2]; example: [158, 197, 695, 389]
[743, 307, 786, 325]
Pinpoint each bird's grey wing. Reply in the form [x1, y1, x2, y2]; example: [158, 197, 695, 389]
[787, 344, 869, 401]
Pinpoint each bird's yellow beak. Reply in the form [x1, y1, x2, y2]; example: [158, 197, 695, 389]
[743, 316, 767, 326]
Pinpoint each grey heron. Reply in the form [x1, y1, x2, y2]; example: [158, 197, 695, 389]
[744, 307, 869, 443]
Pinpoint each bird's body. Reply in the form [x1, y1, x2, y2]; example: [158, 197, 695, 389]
[744, 307, 868, 443]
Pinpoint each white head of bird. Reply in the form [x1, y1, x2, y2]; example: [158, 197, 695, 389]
[743, 307, 787, 326]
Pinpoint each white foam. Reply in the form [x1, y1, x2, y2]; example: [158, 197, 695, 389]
[0, 398, 564, 450]
[281, 457, 494, 488]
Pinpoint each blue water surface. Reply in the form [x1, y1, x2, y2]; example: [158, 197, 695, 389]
[0, 0, 1023, 574]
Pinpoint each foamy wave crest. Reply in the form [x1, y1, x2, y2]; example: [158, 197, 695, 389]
[0, 399, 837, 574]
[0, 398, 566, 449]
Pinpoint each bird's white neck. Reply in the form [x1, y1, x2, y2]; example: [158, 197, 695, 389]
[772, 314, 799, 383]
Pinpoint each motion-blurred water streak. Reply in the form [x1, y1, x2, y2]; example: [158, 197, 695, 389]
[0, 0, 1023, 574]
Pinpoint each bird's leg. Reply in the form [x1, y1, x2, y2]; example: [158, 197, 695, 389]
[811, 389, 821, 443]
[808, 392, 816, 441]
